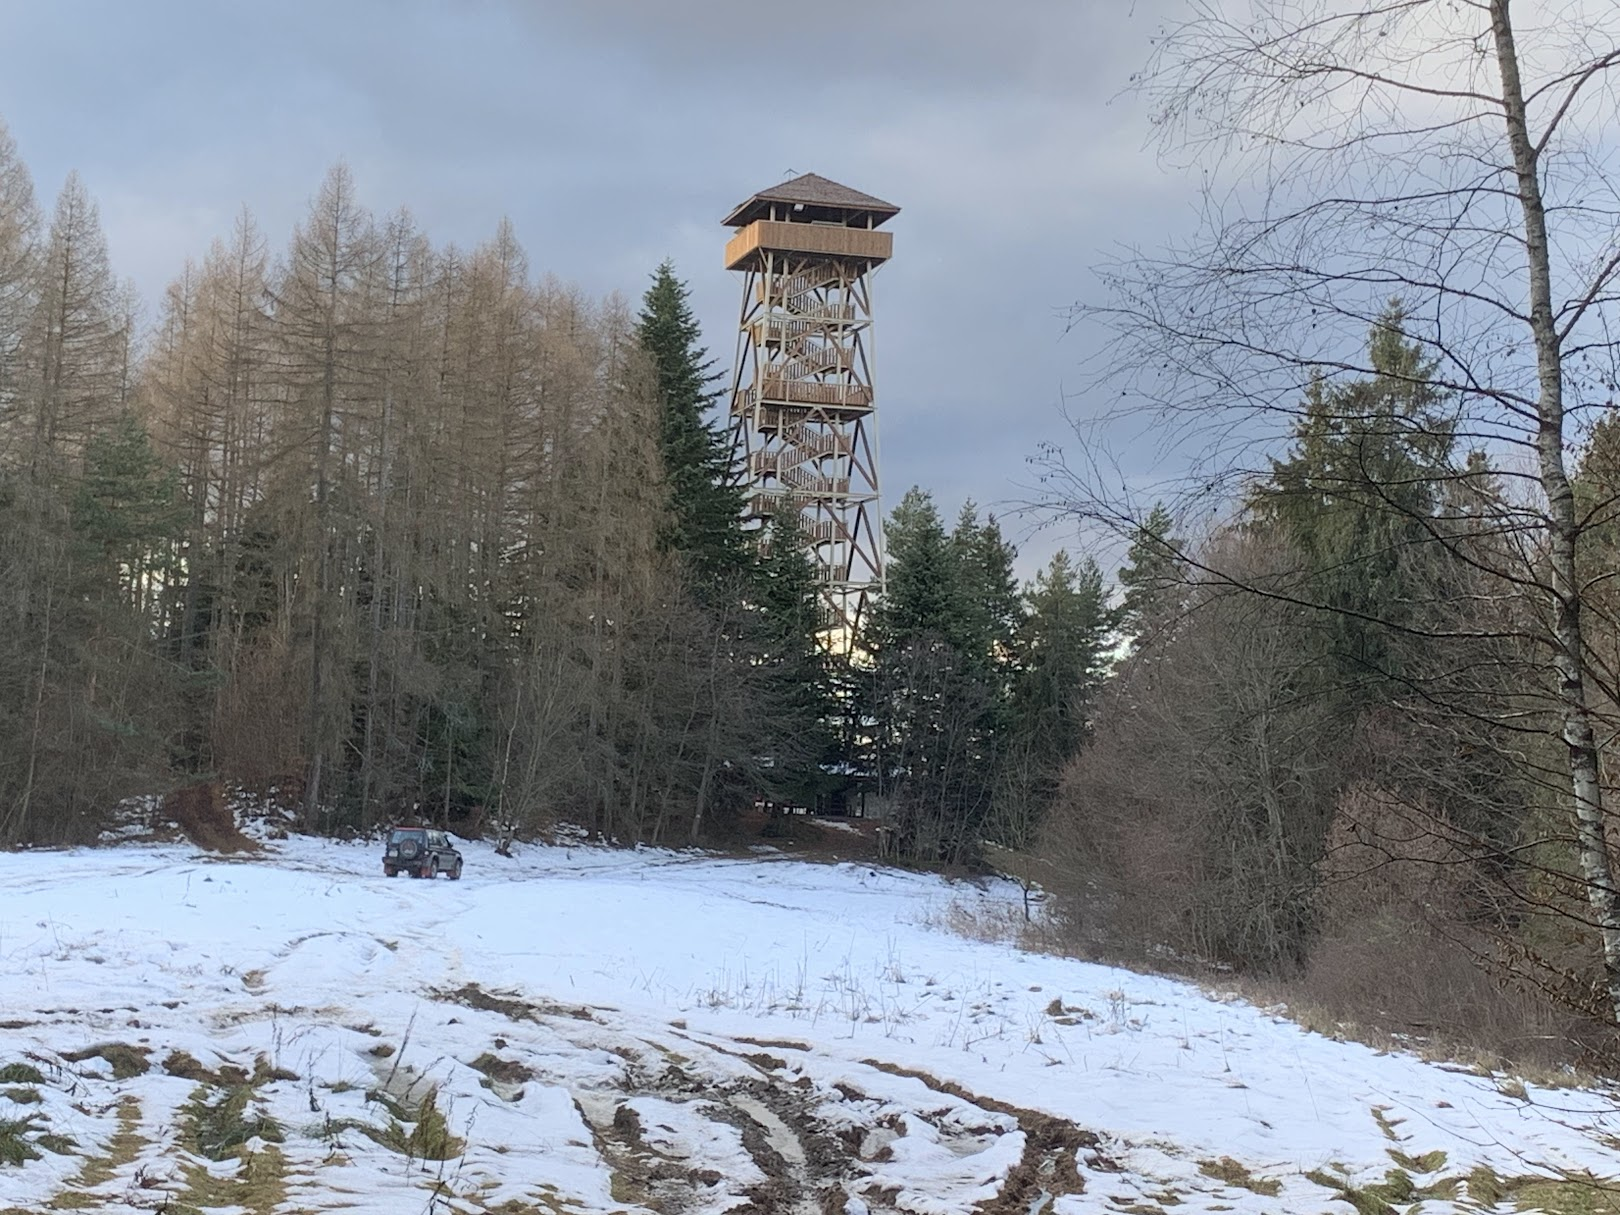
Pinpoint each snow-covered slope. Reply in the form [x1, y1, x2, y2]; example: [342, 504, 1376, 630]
[0, 835, 1615, 1213]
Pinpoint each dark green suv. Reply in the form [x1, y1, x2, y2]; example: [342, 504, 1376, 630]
[383, 826, 463, 880]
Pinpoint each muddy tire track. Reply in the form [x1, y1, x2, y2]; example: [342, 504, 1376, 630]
[441, 983, 1109, 1215]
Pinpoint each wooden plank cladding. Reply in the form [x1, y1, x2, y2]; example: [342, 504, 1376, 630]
[725, 220, 893, 271]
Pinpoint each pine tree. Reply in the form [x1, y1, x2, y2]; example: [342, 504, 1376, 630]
[636, 261, 747, 597]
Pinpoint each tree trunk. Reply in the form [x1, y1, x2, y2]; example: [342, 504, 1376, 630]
[1492, 0, 1620, 1023]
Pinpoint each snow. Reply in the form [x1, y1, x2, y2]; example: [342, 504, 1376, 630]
[0, 832, 1615, 1213]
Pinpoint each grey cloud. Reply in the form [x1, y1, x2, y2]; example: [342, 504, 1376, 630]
[0, 0, 1185, 578]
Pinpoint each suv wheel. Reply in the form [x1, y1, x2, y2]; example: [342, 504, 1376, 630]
[448, 860, 463, 881]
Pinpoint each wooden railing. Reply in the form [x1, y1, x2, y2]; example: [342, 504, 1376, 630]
[759, 377, 873, 409]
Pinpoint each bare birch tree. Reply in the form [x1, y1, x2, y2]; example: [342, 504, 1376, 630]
[1065, 0, 1620, 1022]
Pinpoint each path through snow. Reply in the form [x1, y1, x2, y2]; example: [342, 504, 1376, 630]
[0, 835, 1615, 1212]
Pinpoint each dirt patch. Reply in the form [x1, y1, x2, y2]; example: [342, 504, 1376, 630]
[167, 782, 259, 854]
[733, 1035, 813, 1052]
[437, 983, 598, 1024]
[469, 1052, 535, 1084]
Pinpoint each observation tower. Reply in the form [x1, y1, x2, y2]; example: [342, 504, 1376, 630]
[722, 173, 897, 643]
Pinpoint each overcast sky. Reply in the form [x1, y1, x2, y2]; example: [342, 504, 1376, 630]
[0, 0, 1189, 577]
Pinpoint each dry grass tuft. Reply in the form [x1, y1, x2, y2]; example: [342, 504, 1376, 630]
[61, 1043, 150, 1080]
[1198, 1156, 1281, 1196]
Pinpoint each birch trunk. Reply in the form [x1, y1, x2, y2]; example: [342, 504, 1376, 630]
[1492, 0, 1620, 1022]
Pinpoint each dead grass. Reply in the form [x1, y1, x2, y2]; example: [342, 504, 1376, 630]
[163, 1050, 295, 1089]
[438, 982, 597, 1024]
[0, 1063, 44, 1085]
[1198, 1156, 1281, 1196]
[173, 1144, 288, 1215]
[61, 1043, 150, 1080]
[360, 1086, 465, 1161]
[1219, 974, 1597, 1089]
[43, 1096, 143, 1209]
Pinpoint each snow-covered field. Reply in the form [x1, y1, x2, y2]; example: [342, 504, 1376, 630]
[0, 832, 1616, 1213]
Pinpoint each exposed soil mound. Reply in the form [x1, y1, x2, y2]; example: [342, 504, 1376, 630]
[166, 783, 258, 854]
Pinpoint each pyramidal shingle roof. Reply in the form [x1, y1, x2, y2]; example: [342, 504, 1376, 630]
[723, 173, 899, 227]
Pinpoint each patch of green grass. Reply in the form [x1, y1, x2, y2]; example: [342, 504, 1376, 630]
[363, 1087, 465, 1161]
[1198, 1156, 1281, 1197]
[2, 1088, 40, 1105]
[1370, 1105, 1405, 1141]
[35, 1133, 76, 1155]
[0, 1064, 43, 1086]
[1389, 1147, 1448, 1174]
[181, 1085, 284, 1162]
[1302, 1112, 1620, 1215]
[0, 1117, 41, 1166]
[1469, 1165, 1620, 1214]
[1305, 1165, 1462, 1215]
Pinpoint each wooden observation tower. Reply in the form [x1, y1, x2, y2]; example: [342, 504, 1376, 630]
[723, 173, 897, 643]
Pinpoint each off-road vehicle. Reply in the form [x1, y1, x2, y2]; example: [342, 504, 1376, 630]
[383, 825, 463, 879]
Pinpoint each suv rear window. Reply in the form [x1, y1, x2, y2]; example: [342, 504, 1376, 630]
[389, 828, 426, 843]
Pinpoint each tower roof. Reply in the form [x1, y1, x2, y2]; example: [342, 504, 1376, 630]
[723, 173, 900, 228]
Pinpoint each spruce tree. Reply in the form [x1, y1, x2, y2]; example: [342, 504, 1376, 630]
[1249, 302, 1455, 681]
[636, 261, 747, 597]
[1117, 502, 1185, 633]
[752, 525, 838, 801]
[947, 503, 1022, 675]
[872, 487, 957, 646]
[1013, 552, 1112, 766]
[71, 411, 184, 607]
